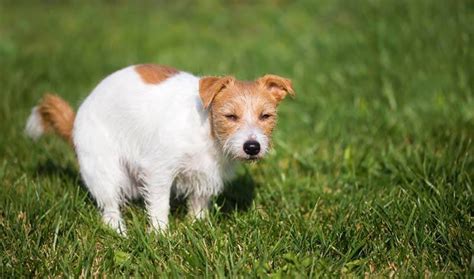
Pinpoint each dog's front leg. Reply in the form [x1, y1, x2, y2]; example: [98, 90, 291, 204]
[188, 194, 211, 220]
[144, 174, 173, 232]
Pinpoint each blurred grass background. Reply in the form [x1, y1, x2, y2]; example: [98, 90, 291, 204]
[0, 0, 472, 277]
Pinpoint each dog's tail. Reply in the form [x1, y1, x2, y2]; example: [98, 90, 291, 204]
[25, 94, 75, 145]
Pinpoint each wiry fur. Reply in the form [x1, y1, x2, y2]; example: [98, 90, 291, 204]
[25, 64, 294, 235]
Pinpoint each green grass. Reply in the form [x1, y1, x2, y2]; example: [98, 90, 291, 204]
[0, 0, 472, 277]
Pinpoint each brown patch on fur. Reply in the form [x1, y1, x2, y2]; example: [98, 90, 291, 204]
[257, 74, 295, 102]
[200, 74, 294, 144]
[199, 76, 235, 109]
[135, 64, 178, 84]
[38, 94, 75, 145]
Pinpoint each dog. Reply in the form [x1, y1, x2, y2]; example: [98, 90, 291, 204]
[25, 64, 294, 234]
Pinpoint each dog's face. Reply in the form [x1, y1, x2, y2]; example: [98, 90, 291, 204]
[199, 74, 294, 161]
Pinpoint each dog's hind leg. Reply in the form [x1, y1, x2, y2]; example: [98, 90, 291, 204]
[140, 169, 174, 232]
[77, 153, 129, 235]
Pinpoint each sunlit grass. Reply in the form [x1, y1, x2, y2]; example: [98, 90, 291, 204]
[0, 0, 472, 276]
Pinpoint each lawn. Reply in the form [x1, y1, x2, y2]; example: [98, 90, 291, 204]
[0, 0, 472, 277]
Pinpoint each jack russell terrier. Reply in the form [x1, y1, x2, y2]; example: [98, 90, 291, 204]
[25, 64, 294, 234]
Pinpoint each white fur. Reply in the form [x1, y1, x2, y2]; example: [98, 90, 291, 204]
[223, 125, 269, 160]
[25, 106, 45, 140]
[73, 66, 236, 234]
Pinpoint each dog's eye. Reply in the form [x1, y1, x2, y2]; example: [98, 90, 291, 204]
[225, 114, 238, 121]
[259, 113, 273, 121]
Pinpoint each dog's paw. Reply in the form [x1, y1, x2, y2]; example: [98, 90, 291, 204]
[148, 217, 168, 234]
[102, 214, 127, 236]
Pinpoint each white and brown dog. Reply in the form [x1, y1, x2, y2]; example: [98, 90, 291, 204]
[25, 64, 294, 234]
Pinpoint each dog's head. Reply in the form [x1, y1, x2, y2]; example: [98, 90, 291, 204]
[199, 74, 294, 161]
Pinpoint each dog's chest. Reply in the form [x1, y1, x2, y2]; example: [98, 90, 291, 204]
[173, 150, 234, 197]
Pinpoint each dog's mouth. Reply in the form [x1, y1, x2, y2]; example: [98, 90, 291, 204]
[229, 154, 261, 162]
[244, 155, 260, 162]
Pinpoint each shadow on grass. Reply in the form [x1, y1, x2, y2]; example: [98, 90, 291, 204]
[35, 158, 81, 184]
[34, 159, 255, 217]
[170, 173, 256, 219]
[215, 173, 255, 214]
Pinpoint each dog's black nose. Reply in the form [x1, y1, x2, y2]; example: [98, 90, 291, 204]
[243, 140, 260, 156]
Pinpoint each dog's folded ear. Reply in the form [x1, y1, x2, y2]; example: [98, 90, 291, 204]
[257, 74, 295, 102]
[199, 76, 235, 109]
